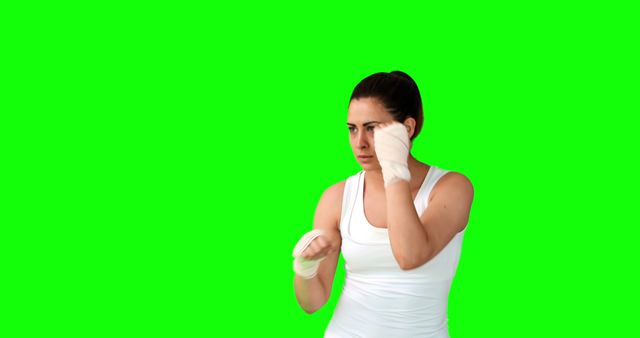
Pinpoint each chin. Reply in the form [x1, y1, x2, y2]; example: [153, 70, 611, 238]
[359, 163, 381, 171]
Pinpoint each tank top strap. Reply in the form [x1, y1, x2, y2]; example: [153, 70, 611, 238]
[414, 166, 451, 216]
[339, 171, 363, 233]
[341, 167, 451, 230]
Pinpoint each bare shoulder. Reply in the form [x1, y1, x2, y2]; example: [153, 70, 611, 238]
[313, 180, 346, 240]
[320, 180, 346, 206]
[430, 171, 474, 204]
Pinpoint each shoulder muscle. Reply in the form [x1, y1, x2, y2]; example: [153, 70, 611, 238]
[313, 181, 345, 241]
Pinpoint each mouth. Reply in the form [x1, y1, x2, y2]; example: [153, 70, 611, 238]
[357, 155, 373, 159]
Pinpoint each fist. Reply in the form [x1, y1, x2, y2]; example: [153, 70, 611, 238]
[373, 122, 412, 186]
[373, 121, 410, 163]
[293, 229, 336, 261]
[293, 229, 337, 279]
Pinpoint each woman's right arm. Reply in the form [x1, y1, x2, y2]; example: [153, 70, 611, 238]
[293, 181, 344, 314]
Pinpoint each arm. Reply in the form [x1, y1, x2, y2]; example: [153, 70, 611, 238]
[374, 122, 473, 270]
[386, 172, 474, 270]
[293, 182, 344, 314]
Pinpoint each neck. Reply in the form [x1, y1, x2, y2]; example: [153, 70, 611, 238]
[364, 155, 427, 190]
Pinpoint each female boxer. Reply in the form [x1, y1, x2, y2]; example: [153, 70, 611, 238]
[293, 71, 474, 337]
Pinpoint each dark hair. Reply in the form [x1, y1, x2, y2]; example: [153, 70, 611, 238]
[350, 71, 424, 140]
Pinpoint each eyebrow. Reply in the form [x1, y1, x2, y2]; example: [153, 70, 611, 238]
[346, 121, 381, 127]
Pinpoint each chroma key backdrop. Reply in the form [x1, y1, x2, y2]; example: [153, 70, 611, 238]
[2, 1, 638, 337]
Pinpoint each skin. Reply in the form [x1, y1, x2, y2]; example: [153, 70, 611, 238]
[294, 97, 474, 314]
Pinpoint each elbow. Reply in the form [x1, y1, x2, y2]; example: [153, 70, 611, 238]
[397, 250, 433, 271]
[299, 295, 328, 314]
[302, 303, 323, 314]
[398, 260, 419, 271]
[303, 307, 318, 315]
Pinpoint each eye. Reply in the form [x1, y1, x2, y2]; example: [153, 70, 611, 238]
[348, 126, 356, 133]
[366, 126, 375, 132]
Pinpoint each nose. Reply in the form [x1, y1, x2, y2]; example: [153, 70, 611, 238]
[356, 130, 369, 149]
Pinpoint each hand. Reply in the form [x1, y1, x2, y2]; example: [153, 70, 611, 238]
[374, 122, 411, 186]
[292, 229, 336, 279]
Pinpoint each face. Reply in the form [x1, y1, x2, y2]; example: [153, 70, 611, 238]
[347, 98, 397, 170]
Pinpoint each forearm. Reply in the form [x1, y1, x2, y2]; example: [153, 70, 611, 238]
[385, 181, 430, 269]
[294, 274, 327, 314]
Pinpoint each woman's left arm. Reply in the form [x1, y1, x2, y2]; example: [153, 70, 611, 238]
[385, 172, 474, 270]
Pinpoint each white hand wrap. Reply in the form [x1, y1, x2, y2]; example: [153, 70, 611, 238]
[374, 122, 411, 187]
[292, 229, 326, 279]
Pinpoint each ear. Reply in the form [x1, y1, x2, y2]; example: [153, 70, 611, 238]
[403, 117, 417, 139]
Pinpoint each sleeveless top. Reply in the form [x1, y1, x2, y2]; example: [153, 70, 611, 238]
[324, 166, 466, 338]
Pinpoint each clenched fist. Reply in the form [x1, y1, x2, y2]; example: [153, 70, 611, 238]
[374, 121, 411, 187]
[292, 229, 336, 279]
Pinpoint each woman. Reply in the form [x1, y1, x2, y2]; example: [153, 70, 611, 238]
[292, 71, 474, 337]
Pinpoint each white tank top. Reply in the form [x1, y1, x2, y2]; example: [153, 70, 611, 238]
[325, 166, 466, 338]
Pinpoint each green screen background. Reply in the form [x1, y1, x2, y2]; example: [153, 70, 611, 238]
[4, 2, 638, 337]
